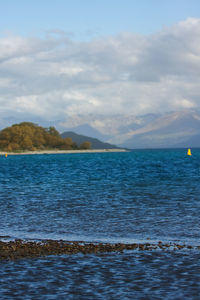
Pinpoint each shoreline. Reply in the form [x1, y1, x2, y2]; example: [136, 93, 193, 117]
[0, 239, 199, 260]
[0, 149, 128, 156]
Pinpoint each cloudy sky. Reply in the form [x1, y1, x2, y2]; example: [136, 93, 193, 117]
[0, 0, 200, 129]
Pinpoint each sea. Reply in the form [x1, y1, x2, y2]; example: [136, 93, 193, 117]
[0, 149, 200, 299]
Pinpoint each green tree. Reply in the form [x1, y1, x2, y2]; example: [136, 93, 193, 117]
[79, 141, 91, 150]
[47, 126, 60, 137]
[0, 122, 92, 152]
[21, 136, 33, 150]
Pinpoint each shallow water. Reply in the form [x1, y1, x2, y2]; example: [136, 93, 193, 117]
[0, 149, 200, 298]
[0, 251, 200, 299]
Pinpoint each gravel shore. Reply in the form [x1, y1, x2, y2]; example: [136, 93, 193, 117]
[0, 239, 199, 260]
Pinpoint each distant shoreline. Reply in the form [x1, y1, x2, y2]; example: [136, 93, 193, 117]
[0, 149, 128, 155]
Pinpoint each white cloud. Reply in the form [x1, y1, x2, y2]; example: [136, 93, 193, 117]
[174, 98, 195, 109]
[0, 18, 200, 128]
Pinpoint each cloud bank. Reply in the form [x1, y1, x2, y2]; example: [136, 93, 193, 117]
[0, 18, 200, 128]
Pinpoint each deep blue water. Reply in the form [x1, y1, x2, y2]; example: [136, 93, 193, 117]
[0, 150, 200, 299]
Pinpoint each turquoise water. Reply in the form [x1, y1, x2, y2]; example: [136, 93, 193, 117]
[0, 150, 200, 298]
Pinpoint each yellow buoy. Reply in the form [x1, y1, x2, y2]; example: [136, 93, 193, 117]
[5, 153, 8, 157]
[187, 148, 192, 156]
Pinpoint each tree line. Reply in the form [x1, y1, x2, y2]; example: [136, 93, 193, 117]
[0, 122, 91, 152]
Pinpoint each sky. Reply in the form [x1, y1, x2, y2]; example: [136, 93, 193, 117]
[0, 0, 200, 129]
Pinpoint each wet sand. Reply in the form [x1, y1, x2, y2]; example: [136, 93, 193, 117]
[0, 239, 199, 260]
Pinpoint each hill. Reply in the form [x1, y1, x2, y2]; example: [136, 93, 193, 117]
[62, 123, 111, 141]
[0, 122, 91, 152]
[61, 131, 120, 149]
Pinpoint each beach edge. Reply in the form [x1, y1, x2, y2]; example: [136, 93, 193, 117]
[0, 149, 128, 155]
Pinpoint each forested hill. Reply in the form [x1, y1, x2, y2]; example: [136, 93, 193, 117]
[0, 122, 91, 152]
[61, 131, 119, 149]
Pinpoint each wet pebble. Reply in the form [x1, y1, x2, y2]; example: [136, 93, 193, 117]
[0, 239, 199, 260]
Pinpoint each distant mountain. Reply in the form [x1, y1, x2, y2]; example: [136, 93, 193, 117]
[59, 114, 161, 144]
[64, 123, 111, 141]
[58, 109, 200, 149]
[175, 133, 200, 148]
[61, 131, 120, 149]
[118, 110, 200, 149]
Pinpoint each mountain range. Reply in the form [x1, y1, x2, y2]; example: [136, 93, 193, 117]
[60, 110, 200, 149]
